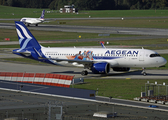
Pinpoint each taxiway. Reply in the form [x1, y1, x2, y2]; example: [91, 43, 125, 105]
[1, 22, 168, 36]
[0, 60, 167, 79]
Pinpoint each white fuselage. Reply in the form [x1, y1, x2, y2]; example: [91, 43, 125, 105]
[41, 47, 167, 68]
[20, 18, 44, 25]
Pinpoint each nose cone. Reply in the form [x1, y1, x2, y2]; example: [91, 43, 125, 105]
[160, 57, 167, 66]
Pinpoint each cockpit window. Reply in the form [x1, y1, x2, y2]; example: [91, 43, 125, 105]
[150, 54, 160, 57]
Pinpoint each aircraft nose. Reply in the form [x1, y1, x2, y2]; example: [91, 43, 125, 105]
[160, 57, 167, 66]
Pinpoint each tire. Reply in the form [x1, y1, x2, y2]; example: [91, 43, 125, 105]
[84, 70, 88, 75]
[81, 70, 88, 76]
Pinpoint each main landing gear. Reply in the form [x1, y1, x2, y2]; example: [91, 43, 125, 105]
[141, 67, 147, 76]
[81, 70, 88, 76]
[25, 23, 30, 27]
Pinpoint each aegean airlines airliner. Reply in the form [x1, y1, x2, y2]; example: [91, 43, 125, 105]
[13, 21, 167, 76]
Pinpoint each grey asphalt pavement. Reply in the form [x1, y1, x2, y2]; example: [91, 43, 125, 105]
[1, 22, 168, 36]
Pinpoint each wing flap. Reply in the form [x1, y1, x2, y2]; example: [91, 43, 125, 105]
[39, 57, 93, 64]
[56, 59, 93, 64]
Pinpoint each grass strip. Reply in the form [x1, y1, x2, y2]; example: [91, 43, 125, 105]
[0, 28, 137, 41]
[71, 79, 168, 100]
[2, 19, 168, 29]
[48, 19, 168, 29]
[0, 58, 50, 65]
[1, 39, 168, 50]
[1, 5, 168, 18]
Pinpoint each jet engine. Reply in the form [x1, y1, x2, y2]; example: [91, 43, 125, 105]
[91, 62, 110, 74]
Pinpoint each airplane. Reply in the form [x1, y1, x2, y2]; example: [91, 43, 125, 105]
[20, 10, 45, 26]
[13, 21, 167, 76]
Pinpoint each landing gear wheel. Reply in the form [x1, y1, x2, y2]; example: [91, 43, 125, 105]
[36, 24, 38, 26]
[141, 67, 147, 76]
[143, 72, 147, 76]
[81, 70, 88, 76]
[26, 23, 30, 27]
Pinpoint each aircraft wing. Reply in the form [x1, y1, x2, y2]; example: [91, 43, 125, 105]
[55, 58, 93, 64]
[43, 18, 56, 23]
[39, 57, 94, 64]
[27, 20, 37, 24]
[21, 20, 33, 24]
[39, 57, 119, 67]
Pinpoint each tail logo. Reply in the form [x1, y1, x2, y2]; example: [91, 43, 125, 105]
[15, 21, 41, 52]
[16, 23, 32, 50]
[40, 10, 45, 19]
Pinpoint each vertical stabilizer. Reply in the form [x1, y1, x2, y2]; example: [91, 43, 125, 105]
[40, 10, 45, 19]
[15, 21, 41, 50]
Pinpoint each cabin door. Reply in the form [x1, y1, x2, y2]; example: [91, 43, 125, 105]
[139, 51, 144, 61]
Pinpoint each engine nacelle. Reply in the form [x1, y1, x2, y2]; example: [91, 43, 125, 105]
[113, 67, 130, 72]
[91, 62, 110, 74]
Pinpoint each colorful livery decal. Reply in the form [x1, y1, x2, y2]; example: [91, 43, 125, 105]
[66, 50, 94, 60]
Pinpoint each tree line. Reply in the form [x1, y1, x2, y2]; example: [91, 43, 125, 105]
[0, 0, 168, 10]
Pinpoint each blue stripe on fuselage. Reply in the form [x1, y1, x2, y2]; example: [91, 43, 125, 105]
[93, 56, 121, 60]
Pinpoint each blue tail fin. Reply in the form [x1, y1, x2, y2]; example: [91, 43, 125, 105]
[15, 21, 41, 50]
[40, 10, 45, 19]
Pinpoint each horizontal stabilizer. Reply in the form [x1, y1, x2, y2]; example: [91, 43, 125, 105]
[13, 49, 31, 56]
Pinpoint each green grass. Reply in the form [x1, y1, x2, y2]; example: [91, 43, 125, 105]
[0, 29, 167, 47]
[0, 28, 137, 42]
[0, 45, 20, 48]
[0, 5, 45, 18]
[19, 38, 168, 48]
[104, 38, 168, 46]
[2, 6, 168, 29]
[50, 19, 168, 29]
[2, 19, 168, 29]
[40, 39, 168, 49]
[83, 9, 168, 17]
[0, 57, 50, 65]
[1, 5, 168, 18]
[71, 79, 168, 100]
[1, 38, 168, 50]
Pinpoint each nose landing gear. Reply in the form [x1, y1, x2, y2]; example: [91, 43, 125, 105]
[141, 67, 147, 76]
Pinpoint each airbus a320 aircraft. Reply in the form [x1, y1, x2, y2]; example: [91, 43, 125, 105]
[13, 21, 167, 76]
[20, 10, 45, 26]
